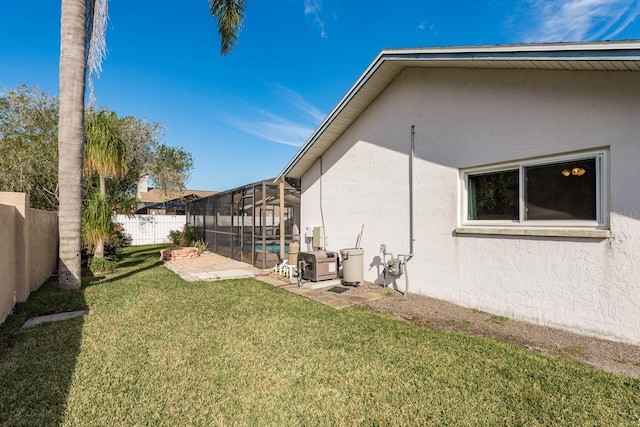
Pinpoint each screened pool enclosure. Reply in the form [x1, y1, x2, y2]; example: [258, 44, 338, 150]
[186, 179, 300, 269]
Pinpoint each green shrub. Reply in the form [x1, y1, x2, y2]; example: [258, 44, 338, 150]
[104, 222, 132, 256]
[168, 224, 199, 248]
[168, 229, 182, 247]
[194, 239, 208, 254]
[88, 256, 117, 274]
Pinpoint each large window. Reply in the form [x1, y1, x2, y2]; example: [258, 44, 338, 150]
[461, 150, 608, 228]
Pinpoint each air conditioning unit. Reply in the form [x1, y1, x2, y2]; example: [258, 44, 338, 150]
[298, 251, 338, 281]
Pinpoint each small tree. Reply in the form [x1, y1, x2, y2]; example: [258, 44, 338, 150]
[85, 110, 126, 196]
[82, 191, 116, 272]
[84, 110, 126, 259]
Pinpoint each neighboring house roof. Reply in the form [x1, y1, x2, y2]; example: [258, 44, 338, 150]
[276, 40, 640, 181]
[138, 188, 217, 204]
[136, 194, 204, 214]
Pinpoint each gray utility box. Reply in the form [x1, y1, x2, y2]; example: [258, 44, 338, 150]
[298, 251, 339, 281]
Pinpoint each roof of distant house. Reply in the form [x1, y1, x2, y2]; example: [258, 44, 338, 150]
[138, 188, 217, 204]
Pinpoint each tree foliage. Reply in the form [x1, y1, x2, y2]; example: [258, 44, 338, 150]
[82, 191, 112, 252]
[0, 85, 194, 213]
[149, 144, 194, 194]
[0, 85, 59, 210]
[83, 109, 128, 259]
[84, 110, 127, 189]
[118, 115, 164, 187]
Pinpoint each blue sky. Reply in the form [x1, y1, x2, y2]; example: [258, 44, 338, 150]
[1, 0, 640, 191]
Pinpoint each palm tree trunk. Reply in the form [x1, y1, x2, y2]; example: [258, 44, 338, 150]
[58, 0, 87, 290]
[99, 174, 106, 196]
[94, 238, 105, 259]
[94, 174, 106, 259]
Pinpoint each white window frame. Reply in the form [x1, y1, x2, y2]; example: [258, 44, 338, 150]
[459, 149, 609, 230]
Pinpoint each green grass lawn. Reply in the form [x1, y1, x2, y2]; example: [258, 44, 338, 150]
[1, 245, 639, 426]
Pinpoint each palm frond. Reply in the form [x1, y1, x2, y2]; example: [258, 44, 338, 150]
[84, 110, 127, 179]
[82, 191, 113, 249]
[210, 0, 246, 55]
[86, 0, 109, 105]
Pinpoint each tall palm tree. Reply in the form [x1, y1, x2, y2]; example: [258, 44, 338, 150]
[57, 0, 246, 290]
[84, 110, 126, 259]
[58, 0, 88, 290]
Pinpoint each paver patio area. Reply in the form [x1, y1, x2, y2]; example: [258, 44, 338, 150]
[165, 252, 264, 282]
[164, 252, 383, 309]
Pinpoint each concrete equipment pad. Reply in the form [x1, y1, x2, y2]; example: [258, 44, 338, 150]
[22, 309, 93, 328]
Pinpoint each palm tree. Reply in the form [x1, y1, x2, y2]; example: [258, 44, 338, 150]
[57, 0, 246, 290]
[58, 0, 89, 290]
[84, 110, 126, 259]
[85, 110, 126, 196]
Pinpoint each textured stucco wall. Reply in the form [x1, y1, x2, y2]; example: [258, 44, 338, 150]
[0, 204, 17, 325]
[0, 193, 58, 325]
[1, 193, 30, 302]
[28, 209, 58, 291]
[300, 67, 640, 344]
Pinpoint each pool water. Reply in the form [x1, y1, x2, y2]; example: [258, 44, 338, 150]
[249, 243, 289, 254]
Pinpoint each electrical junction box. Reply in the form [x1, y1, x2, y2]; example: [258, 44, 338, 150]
[298, 251, 338, 281]
[312, 226, 324, 248]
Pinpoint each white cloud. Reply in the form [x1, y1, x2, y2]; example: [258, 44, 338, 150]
[224, 87, 325, 147]
[416, 22, 426, 31]
[277, 85, 326, 123]
[304, 0, 328, 38]
[229, 112, 316, 147]
[522, 0, 640, 42]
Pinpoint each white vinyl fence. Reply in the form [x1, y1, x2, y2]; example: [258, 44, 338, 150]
[114, 214, 186, 246]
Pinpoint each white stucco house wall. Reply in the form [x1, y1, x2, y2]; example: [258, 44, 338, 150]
[277, 41, 640, 345]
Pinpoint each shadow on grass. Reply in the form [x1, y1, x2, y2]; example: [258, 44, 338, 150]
[83, 245, 166, 288]
[122, 245, 168, 260]
[85, 260, 163, 287]
[0, 245, 166, 425]
[96, 245, 165, 270]
[0, 279, 87, 426]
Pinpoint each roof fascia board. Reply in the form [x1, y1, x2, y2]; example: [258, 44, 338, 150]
[380, 40, 640, 55]
[379, 50, 640, 63]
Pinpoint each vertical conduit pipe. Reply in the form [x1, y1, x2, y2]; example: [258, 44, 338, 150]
[402, 125, 416, 296]
[409, 125, 414, 260]
[319, 155, 326, 250]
